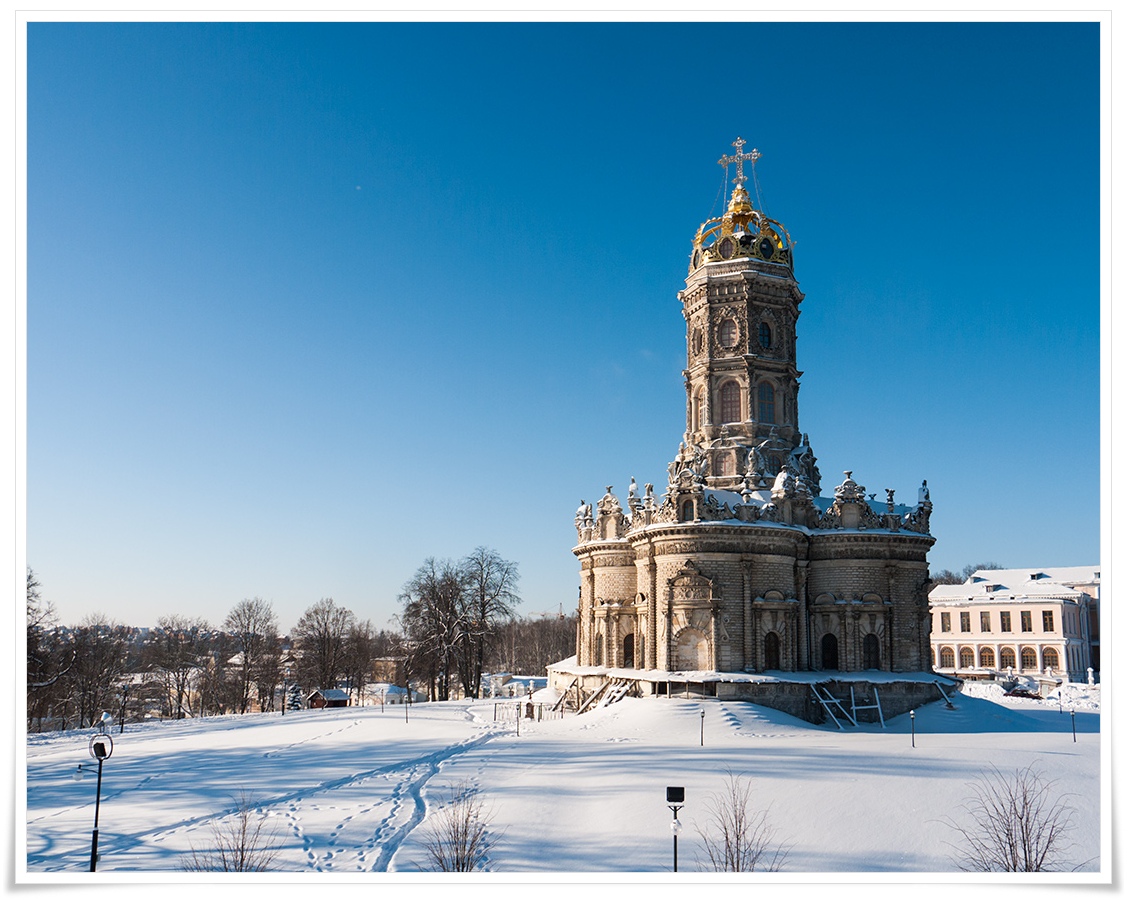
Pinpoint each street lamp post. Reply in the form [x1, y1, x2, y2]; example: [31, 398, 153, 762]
[666, 786, 684, 872]
[910, 709, 916, 748]
[700, 708, 705, 747]
[74, 732, 113, 872]
[1071, 708, 1076, 742]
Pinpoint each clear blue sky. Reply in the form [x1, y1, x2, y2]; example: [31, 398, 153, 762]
[23, 19, 1104, 634]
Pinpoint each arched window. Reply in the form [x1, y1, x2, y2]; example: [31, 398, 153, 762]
[979, 647, 995, 668]
[719, 381, 741, 423]
[692, 388, 704, 431]
[820, 633, 839, 670]
[718, 319, 738, 349]
[594, 633, 604, 667]
[764, 632, 781, 670]
[959, 647, 975, 668]
[622, 633, 635, 668]
[1021, 647, 1038, 670]
[680, 499, 694, 522]
[1042, 647, 1059, 672]
[863, 633, 880, 670]
[939, 646, 955, 669]
[759, 321, 772, 349]
[758, 382, 775, 424]
[1000, 646, 1016, 670]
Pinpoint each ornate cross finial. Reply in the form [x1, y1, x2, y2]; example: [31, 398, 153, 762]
[718, 136, 761, 188]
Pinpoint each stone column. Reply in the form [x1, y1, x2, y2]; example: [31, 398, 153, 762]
[647, 553, 659, 669]
[742, 561, 754, 671]
[796, 560, 810, 670]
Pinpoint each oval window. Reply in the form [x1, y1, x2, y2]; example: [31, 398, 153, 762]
[719, 319, 738, 349]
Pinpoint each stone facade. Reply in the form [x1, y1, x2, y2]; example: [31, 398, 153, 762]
[561, 140, 937, 686]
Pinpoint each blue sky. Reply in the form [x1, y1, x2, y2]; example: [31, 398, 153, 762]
[23, 19, 1104, 633]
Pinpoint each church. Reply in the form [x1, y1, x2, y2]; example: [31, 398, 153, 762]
[549, 139, 949, 723]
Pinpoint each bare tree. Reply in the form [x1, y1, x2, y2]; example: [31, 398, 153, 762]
[398, 559, 468, 701]
[292, 598, 355, 692]
[419, 782, 497, 872]
[26, 569, 75, 728]
[459, 547, 520, 698]
[342, 618, 377, 705]
[145, 615, 212, 718]
[943, 764, 1086, 872]
[223, 598, 277, 714]
[65, 616, 130, 728]
[931, 561, 1005, 585]
[492, 614, 575, 676]
[182, 790, 282, 872]
[694, 772, 789, 872]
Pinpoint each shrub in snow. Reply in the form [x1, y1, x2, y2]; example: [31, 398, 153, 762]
[182, 790, 282, 872]
[943, 764, 1086, 872]
[694, 771, 789, 872]
[419, 782, 497, 872]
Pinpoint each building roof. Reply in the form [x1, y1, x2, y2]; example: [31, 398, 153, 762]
[929, 566, 1099, 604]
[308, 688, 350, 700]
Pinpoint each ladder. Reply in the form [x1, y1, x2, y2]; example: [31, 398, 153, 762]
[576, 680, 610, 714]
[850, 685, 886, 728]
[811, 684, 857, 729]
[599, 679, 633, 708]
[552, 678, 577, 713]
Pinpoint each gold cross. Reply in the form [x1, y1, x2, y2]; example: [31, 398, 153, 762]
[718, 136, 761, 188]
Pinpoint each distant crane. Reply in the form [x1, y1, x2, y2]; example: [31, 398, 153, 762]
[532, 603, 566, 620]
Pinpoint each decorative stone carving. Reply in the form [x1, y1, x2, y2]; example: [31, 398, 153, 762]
[595, 487, 629, 540]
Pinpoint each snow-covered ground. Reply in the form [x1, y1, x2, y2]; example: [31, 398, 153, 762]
[21, 683, 1106, 883]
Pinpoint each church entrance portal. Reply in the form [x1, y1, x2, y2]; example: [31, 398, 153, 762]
[763, 631, 781, 670]
[821, 633, 839, 670]
[863, 632, 880, 670]
[675, 629, 709, 670]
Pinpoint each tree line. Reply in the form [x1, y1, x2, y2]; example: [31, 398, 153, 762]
[396, 547, 575, 701]
[26, 548, 576, 731]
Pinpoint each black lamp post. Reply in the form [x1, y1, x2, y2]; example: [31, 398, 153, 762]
[666, 786, 684, 872]
[1071, 708, 1076, 742]
[910, 708, 916, 748]
[74, 732, 113, 872]
[700, 708, 705, 746]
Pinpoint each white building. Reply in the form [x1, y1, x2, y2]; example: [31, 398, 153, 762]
[928, 566, 1099, 685]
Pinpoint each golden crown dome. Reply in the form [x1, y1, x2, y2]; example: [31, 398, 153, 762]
[689, 138, 792, 273]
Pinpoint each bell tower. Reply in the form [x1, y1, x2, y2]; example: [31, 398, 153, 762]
[678, 138, 809, 492]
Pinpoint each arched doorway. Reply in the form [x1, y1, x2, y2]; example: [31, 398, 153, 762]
[820, 633, 839, 670]
[763, 631, 781, 670]
[622, 633, 635, 668]
[862, 633, 880, 670]
[675, 628, 709, 671]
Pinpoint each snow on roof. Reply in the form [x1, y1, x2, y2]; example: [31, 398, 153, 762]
[930, 565, 1099, 604]
[548, 661, 957, 686]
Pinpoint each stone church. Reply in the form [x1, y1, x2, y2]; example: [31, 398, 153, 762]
[550, 140, 946, 722]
